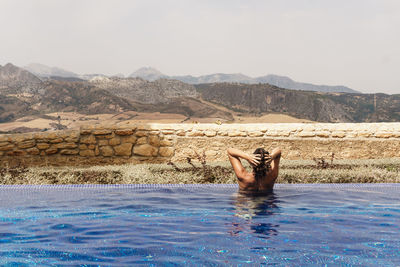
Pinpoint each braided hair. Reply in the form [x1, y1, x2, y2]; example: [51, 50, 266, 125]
[252, 148, 271, 182]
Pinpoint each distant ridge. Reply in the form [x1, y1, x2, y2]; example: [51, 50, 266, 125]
[23, 63, 359, 93]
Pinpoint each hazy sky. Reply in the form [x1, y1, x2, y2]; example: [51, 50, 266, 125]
[1, 0, 399, 94]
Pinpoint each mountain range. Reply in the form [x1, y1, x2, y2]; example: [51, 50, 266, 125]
[23, 63, 359, 94]
[1, 62, 399, 126]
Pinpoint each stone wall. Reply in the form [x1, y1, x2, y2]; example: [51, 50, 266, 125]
[0, 123, 399, 166]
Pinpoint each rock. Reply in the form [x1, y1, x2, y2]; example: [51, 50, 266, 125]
[136, 137, 147, 145]
[100, 146, 114, 157]
[114, 143, 133, 156]
[374, 132, 393, 138]
[176, 130, 186, 136]
[109, 137, 121, 146]
[17, 140, 36, 149]
[7, 150, 26, 156]
[331, 131, 346, 138]
[37, 143, 50, 150]
[98, 140, 109, 146]
[217, 131, 228, 136]
[95, 145, 100, 156]
[161, 130, 175, 135]
[64, 131, 80, 142]
[121, 135, 137, 144]
[160, 140, 173, 146]
[297, 132, 316, 137]
[188, 131, 204, 137]
[80, 135, 97, 144]
[60, 149, 79, 155]
[228, 131, 247, 137]
[88, 144, 96, 150]
[79, 144, 88, 150]
[248, 131, 264, 137]
[133, 144, 158, 157]
[204, 131, 217, 137]
[135, 131, 148, 137]
[45, 147, 58, 155]
[55, 142, 78, 149]
[159, 147, 174, 157]
[79, 149, 95, 157]
[315, 131, 330, 138]
[92, 129, 112, 135]
[26, 147, 40, 155]
[115, 129, 134, 135]
[0, 144, 15, 151]
[49, 138, 63, 143]
[149, 135, 160, 147]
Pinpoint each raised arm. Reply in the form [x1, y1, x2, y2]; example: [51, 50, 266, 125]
[227, 148, 260, 180]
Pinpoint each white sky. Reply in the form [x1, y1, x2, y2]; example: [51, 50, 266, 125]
[0, 0, 399, 94]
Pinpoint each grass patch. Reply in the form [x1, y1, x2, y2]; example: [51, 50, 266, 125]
[0, 158, 399, 185]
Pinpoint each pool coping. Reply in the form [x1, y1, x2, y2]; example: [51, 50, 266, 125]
[0, 183, 399, 189]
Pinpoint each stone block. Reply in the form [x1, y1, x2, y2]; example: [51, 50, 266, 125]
[37, 143, 50, 150]
[80, 149, 95, 157]
[0, 136, 11, 142]
[297, 131, 316, 137]
[135, 131, 148, 137]
[109, 137, 121, 146]
[88, 144, 96, 150]
[45, 147, 58, 155]
[114, 143, 133, 156]
[60, 149, 79, 155]
[228, 131, 247, 137]
[98, 140, 109, 146]
[136, 137, 147, 145]
[204, 131, 217, 137]
[95, 133, 114, 139]
[79, 144, 88, 150]
[315, 131, 330, 138]
[188, 131, 204, 137]
[121, 135, 137, 144]
[7, 150, 26, 156]
[374, 132, 393, 138]
[331, 131, 346, 138]
[26, 147, 40, 155]
[80, 135, 97, 144]
[159, 147, 174, 157]
[92, 129, 112, 135]
[149, 135, 160, 147]
[133, 144, 158, 157]
[80, 128, 92, 135]
[99, 146, 114, 157]
[160, 140, 173, 147]
[248, 131, 264, 137]
[55, 142, 78, 149]
[95, 145, 100, 156]
[217, 131, 228, 136]
[0, 141, 11, 147]
[49, 138, 63, 143]
[115, 129, 134, 135]
[161, 130, 175, 135]
[0, 144, 15, 151]
[176, 130, 186, 136]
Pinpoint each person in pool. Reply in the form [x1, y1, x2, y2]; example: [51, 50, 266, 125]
[227, 147, 281, 192]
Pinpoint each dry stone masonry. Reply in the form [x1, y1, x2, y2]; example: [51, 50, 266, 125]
[0, 123, 400, 166]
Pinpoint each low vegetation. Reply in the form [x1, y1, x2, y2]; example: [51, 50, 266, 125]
[1, 158, 399, 185]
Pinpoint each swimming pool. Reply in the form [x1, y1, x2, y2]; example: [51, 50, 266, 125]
[0, 184, 399, 266]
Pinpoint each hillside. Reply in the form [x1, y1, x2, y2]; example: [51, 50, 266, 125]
[196, 83, 400, 122]
[89, 76, 198, 104]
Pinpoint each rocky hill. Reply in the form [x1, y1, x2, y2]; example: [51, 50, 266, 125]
[195, 83, 400, 122]
[0, 63, 42, 94]
[89, 76, 198, 104]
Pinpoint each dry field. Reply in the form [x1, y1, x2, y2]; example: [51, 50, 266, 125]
[1, 158, 399, 185]
[0, 111, 313, 133]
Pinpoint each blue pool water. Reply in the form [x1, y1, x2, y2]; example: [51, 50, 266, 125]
[0, 184, 399, 266]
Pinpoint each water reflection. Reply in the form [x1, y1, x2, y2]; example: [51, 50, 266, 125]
[228, 191, 281, 239]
